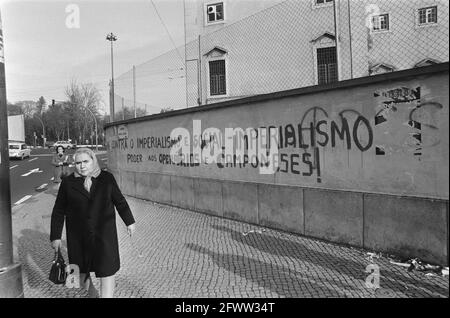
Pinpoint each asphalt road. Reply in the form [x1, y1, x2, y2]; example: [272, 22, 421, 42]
[8, 147, 107, 206]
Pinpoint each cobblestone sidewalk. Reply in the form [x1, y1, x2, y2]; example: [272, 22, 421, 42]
[11, 184, 449, 298]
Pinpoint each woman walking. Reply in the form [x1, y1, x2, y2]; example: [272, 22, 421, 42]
[51, 146, 70, 183]
[50, 147, 136, 298]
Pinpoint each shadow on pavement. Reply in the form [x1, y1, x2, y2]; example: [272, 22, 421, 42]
[17, 228, 88, 298]
[209, 224, 448, 298]
[185, 242, 347, 297]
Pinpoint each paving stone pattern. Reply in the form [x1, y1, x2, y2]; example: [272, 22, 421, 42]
[11, 184, 449, 298]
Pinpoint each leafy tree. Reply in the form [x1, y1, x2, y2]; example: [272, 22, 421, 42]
[45, 102, 67, 141]
[24, 117, 44, 146]
[7, 102, 23, 116]
[36, 96, 46, 115]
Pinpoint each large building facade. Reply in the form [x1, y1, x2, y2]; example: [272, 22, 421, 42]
[184, 0, 449, 106]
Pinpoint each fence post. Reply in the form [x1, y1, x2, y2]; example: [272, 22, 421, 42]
[133, 65, 136, 118]
[334, 0, 342, 81]
[122, 97, 125, 120]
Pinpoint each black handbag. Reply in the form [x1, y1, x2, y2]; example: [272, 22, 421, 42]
[49, 247, 67, 284]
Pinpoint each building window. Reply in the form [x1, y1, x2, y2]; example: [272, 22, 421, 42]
[372, 14, 389, 31]
[209, 60, 226, 96]
[317, 47, 337, 84]
[316, 0, 333, 4]
[419, 6, 437, 25]
[206, 3, 224, 23]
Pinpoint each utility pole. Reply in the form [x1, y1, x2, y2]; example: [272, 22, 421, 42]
[0, 10, 24, 298]
[122, 97, 125, 120]
[198, 35, 202, 105]
[108, 80, 113, 122]
[333, 0, 342, 81]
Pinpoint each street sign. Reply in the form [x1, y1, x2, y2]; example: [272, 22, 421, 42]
[118, 124, 128, 140]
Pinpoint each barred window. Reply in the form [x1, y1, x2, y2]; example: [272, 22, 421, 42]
[419, 6, 437, 24]
[206, 3, 224, 23]
[209, 60, 226, 96]
[316, 0, 333, 4]
[372, 14, 389, 31]
[317, 47, 337, 84]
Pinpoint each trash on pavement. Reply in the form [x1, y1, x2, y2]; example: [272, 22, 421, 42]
[242, 229, 266, 236]
[389, 261, 411, 268]
[366, 252, 382, 262]
[388, 257, 443, 274]
[408, 259, 442, 273]
[442, 267, 449, 276]
[425, 273, 439, 277]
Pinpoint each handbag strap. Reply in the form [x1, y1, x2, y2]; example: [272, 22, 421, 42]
[54, 247, 63, 263]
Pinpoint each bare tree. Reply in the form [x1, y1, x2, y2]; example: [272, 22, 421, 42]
[19, 101, 37, 118]
[65, 79, 102, 145]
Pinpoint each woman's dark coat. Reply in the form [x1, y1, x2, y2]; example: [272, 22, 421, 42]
[50, 170, 135, 277]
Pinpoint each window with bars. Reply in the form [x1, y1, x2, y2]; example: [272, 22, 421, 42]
[372, 14, 390, 31]
[315, 0, 333, 5]
[209, 60, 226, 96]
[317, 47, 337, 85]
[419, 6, 437, 25]
[206, 3, 224, 23]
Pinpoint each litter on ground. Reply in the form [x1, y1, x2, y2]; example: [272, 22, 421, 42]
[242, 229, 266, 236]
[389, 257, 443, 275]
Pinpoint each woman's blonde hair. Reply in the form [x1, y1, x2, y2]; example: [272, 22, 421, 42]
[73, 147, 100, 171]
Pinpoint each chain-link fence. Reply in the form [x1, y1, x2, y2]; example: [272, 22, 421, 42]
[111, 0, 449, 120]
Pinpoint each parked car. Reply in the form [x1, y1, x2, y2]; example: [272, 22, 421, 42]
[53, 140, 76, 150]
[9, 142, 31, 160]
[45, 140, 56, 148]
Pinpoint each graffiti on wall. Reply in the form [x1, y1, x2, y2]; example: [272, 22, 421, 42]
[107, 85, 444, 183]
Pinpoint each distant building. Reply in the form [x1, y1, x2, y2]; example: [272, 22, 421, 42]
[184, 0, 449, 106]
[7, 114, 25, 143]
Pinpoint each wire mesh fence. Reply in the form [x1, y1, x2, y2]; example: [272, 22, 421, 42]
[111, 0, 449, 120]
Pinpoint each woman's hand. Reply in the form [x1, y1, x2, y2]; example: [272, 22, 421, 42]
[51, 239, 62, 250]
[127, 223, 136, 237]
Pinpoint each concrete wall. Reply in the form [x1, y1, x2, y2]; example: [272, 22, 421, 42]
[105, 64, 449, 265]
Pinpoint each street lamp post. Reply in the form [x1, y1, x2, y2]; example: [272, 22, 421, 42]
[0, 10, 24, 298]
[106, 32, 117, 122]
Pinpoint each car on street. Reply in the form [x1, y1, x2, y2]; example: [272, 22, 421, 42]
[53, 140, 76, 150]
[45, 140, 56, 148]
[9, 142, 31, 160]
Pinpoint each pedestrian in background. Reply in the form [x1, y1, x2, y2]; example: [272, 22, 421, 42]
[51, 145, 70, 183]
[50, 147, 136, 298]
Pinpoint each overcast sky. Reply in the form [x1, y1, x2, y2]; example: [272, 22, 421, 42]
[0, 0, 185, 112]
